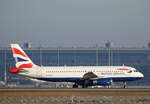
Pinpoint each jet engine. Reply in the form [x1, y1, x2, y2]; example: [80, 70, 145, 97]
[93, 78, 112, 86]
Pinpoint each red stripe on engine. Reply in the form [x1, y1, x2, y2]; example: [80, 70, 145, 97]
[12, 48, 28, 57]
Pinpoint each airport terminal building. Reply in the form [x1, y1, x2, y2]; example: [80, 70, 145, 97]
[0, 43, 150, 87]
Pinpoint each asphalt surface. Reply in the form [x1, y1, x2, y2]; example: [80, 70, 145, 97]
[0, 88, 150, 97]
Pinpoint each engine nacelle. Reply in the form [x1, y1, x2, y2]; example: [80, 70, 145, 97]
[93, 78, 112, 86]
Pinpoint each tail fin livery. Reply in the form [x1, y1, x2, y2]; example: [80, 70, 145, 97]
[9, 44, 36, 73]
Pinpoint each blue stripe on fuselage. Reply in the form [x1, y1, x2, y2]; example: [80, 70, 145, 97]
[37, 78, 81, 82]
[112, 77, 142, 82]
[36, 77, 142, 82]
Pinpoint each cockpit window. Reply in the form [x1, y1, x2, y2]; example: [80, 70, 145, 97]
[128, 70, 132, 73]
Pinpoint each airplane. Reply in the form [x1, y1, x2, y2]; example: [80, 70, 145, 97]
[9, 44, 144, 88]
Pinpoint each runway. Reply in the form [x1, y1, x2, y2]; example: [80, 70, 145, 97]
[0, 88, 150, 96]
[1, 88, 150, 92]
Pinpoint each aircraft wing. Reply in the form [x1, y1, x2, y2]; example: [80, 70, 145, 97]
[82, 72, 98, 80]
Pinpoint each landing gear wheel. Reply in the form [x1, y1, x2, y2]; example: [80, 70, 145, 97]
[82, 85, 88, 88]
[82, 80, 89, 88]
[73, 84, 78, 88]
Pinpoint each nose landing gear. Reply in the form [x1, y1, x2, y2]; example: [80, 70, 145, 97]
[123, 81, 127, 88]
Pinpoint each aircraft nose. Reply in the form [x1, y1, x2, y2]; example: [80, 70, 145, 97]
[139, 72, 144, 78]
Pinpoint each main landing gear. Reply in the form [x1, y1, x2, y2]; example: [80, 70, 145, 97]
[82, 84, 88, 88]
[73, 83, 78, 88]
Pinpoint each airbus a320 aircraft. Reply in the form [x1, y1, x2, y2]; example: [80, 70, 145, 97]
[9, 44, 144, 88]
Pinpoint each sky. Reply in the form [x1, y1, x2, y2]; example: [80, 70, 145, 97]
[0, 0, 150, 48]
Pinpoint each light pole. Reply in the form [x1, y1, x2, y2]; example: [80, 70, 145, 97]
[96, 44, 98, 66]
[58, 47, 60, 66]
[4, 50, 7, 86]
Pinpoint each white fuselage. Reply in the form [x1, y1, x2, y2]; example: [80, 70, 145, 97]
[18, 66, 144, 82]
